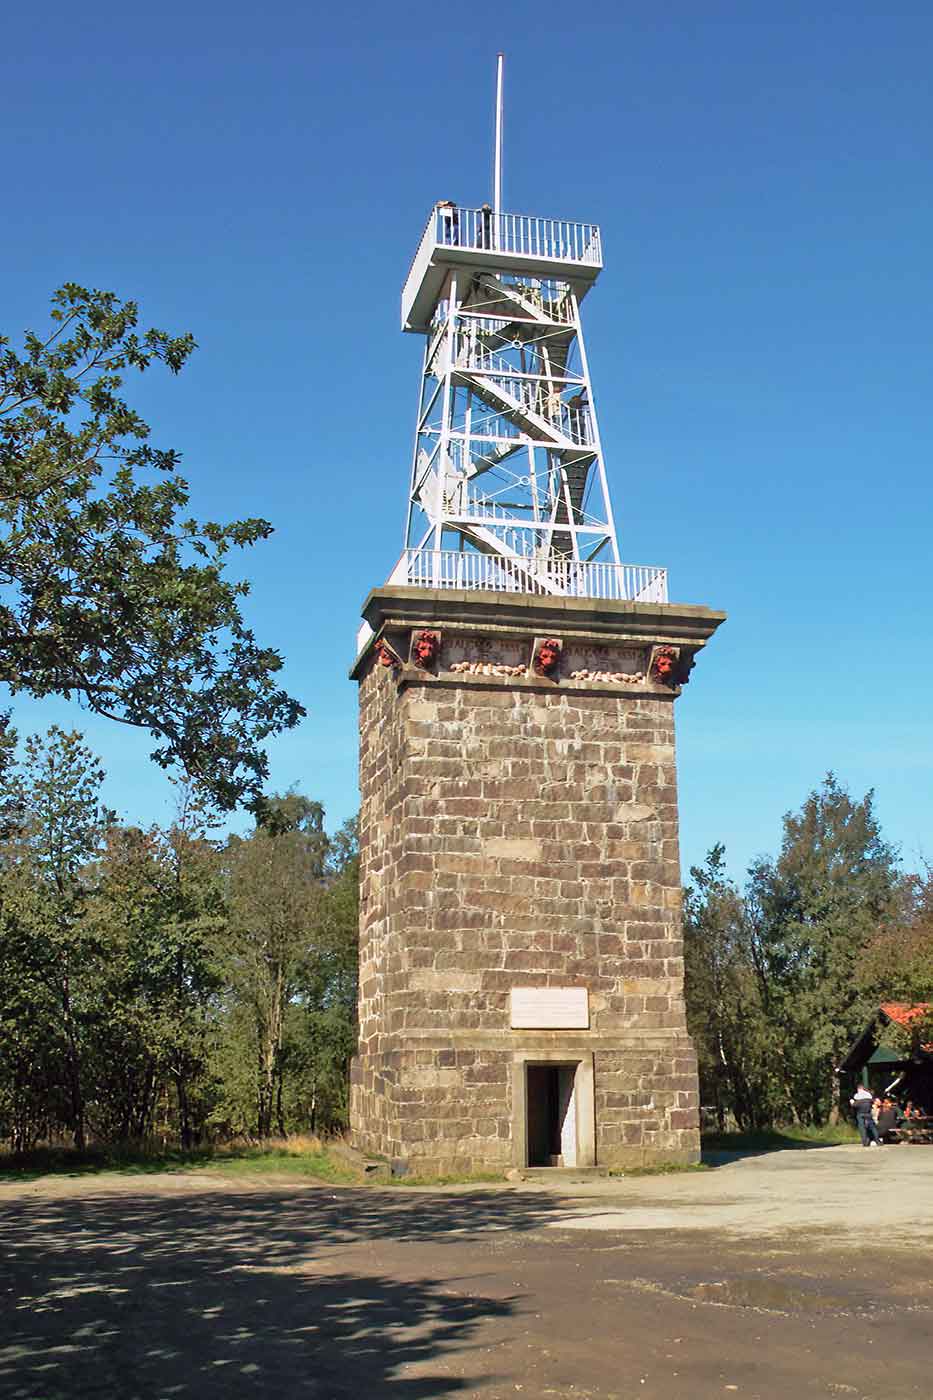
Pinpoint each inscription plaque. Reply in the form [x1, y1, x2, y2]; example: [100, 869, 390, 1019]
[510, 986, 589, 1030]
[445, 634, 527, 669]
[562, 642, 646, 677]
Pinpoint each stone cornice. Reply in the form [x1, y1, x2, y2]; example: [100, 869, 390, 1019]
[351, 585, 726, 680]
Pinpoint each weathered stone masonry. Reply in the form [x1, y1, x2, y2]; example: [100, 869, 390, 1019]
[351, 588, 724, 1173]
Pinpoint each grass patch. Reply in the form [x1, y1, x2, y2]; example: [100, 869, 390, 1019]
[702, 1122, 859, 1155]
[0, 1137, 359, 1185]
[389, 1171, 507, 1188]
[195, 1146, 358, 1183]
[0, 1141, 506, 1190]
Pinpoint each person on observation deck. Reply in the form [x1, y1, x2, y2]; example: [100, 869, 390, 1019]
[437, 199, 459, 245]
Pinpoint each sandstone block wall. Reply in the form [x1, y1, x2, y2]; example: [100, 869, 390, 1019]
[350, 591, 723, 1172]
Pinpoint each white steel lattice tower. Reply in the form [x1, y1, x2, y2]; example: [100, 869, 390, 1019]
[390, 204, 667, 604]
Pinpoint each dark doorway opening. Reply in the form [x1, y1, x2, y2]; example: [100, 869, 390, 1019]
[526, 1064, 576, 1166]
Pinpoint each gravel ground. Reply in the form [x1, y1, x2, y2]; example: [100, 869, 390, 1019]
[1, 1144, 930, 1399]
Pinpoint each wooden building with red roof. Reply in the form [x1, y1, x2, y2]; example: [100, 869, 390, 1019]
[838, 1003, 933, 1113]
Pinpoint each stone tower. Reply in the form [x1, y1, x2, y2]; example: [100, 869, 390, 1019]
[349, 195, 724, 1173]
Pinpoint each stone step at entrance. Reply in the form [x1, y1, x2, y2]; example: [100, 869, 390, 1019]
[508, 1166, 611, 1183]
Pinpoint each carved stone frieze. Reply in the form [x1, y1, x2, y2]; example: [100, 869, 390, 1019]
[444, 633, 527, 675]
[564, 641, 647, 685]
[449, 659, 526, 676]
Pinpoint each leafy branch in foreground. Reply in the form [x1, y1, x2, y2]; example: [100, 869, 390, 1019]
[0, 284, 304, 809]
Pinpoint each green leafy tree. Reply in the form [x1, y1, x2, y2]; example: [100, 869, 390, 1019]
[88, 793, 225, 1146]
[217, 795, 329, 1137]
[0, 285, 303, 809]
[684, 845, 775, 1130]
[288, 815, 359, 1133]
[1, 727, 113, 1149]
[0, 870, 70, 1152]
[747, 774, 900, 1122]
[212, 802, 359, 1139]
[857, 865, 933, 1052]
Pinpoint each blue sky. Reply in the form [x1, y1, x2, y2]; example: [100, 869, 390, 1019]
[4, 0, 932, 882]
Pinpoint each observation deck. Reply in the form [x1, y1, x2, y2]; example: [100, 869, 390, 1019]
[402, 205, 603, 333]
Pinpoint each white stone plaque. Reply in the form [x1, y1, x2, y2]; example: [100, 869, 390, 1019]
[510, 986, 589, 1030]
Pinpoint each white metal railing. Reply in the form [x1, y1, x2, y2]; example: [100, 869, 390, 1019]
[389, 549, 667, 603]
[405, 206, 602, 288]
[438, 207, 602, 264]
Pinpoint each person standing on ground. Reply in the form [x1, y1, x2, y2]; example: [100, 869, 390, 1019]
[877, 1098, 899, 1142]
[851, 1084, 881, 1147]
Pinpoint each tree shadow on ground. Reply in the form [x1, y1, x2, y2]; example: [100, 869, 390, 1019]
[0, 1187, 565, 1399]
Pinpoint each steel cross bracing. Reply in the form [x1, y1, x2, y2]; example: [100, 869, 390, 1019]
[400, 240, 623, 599]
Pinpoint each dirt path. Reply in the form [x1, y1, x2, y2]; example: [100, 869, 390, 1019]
[1, 1147, 930, 1399]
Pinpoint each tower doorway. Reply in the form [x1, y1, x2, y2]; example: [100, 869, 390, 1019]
[526, 1064, 577, 1166]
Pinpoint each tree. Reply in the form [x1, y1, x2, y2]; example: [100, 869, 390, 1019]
[218, 795, 329, 1137]
[1, 727, 113, 1149]
[746, 774, 901, 1122]
[210, 801, 359, 1139]
[684, 844, 775, 1131]
[289, 815, 359, 1133]
[0, 285, 303, 810]
[0, 871, 70, 1152]
[88, 793, 225, 1147]
[858, 864, 933, 1052]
